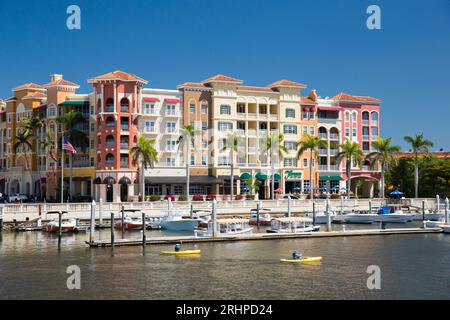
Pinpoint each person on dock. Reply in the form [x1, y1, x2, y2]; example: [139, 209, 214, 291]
[292, 251, 302, 260]
[175, 243, 181, 252]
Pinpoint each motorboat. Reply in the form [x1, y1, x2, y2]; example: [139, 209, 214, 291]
[306, 211, 335, 224]
[159, 209, 201, 231]
[194, 218, 253, 237]
[15, 217, 43, 231]
[114, 216, 145, 230]
[374, 206, 412, 223]
[341, 213, 378, 224]
[44, 218, 78, 233]
[266, 217, 320, 233]
[412, 210, 444, 221]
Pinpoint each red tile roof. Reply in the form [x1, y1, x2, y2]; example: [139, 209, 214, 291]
[332, 92, 380, 103]
[177, 82, 208, 89]
[267, 80, 306, 89]
[201, 74, 243, 84]
[88, 70, 148, 84]
[300, 97, 316, 105]
[43, 79, 79, 88]
[12, 83, 45, 92]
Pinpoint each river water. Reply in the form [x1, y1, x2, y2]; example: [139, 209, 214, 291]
[1, 223, 449, 300]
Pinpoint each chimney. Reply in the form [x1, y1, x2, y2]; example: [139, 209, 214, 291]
[50, 74, 63, 82]
[309, 89, 318, 102]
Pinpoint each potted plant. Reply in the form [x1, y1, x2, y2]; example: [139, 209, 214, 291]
[193, 195, 204, 201]
[164, 194, 176, 201]
[206, 194, 216, 201]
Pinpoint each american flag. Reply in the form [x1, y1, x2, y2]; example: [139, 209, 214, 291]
[62, 137, 77, 154]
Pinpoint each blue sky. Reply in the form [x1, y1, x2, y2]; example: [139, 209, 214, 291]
[1, 0, 449, 149]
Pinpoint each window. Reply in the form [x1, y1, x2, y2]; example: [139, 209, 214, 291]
[144, 103, 155, 114]
[345, 128, 350, 137]
[190, 155, 195, 165]
[58, 124, 62, 132]
[174, 185, 183, 195]
[48, 106, 56, 118]
[166, 158, 175, 166]
[363, 142, 370, 151]
[189, 103, 195, 113]
[90, 123, 95, 132]
[309, 111, 314, 120]
[283, 125, 297, 134]
[90, 105, 95, 115]
[303, 180, 311, 193]
[352, 112, 357, 122]
[145, 121, 155, 132]
[284, 158, 297, 167]
[303, 158, 308, 168]
[371, 112, 378, 124]
[345, 112, 350, 122]
[7, 128, 11, 138]
[7, 114, 11, 123]
[237, 104, 245, 113]
[220, 104, 231, 115]
[284, 141, 296, 151]
[303, 126, 308, 134]
[218, 122, 233, 132]
[201, 139, 208, 149]
[201, 104, 207, 114]
[309, 126, 315, 135]
[202, 121, 207, 131]
[201, 155, 207, 165]
[166, 104, 176, 116]
[372, 127, 378, 136]
[166, 140, 176, 151]
[218, 156, 230, 166]
[303, 111, 308, 120]
[166, 122, 176, 133]
[312, 158, 315, 168]
[352, 128, 357, 138]
[285, 108, 295, 118]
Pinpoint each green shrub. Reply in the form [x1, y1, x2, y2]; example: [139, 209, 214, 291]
[149, 195, 161, 202]
[330, 193, 340, 199]
[178, 195, 188, 201]
[245, 194, 255, 200]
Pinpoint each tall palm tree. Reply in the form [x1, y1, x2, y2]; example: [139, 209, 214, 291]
[130, 136, 158, 202]
[366, 137, 401, 198]
[177, 124, 196, 199]
[336, 139, 364, 196]
[57, 111, 89, 199]
[404, 133, 434, 198]
[21, 116, 45, 198]
[296, 134, 327, 199]
[13, 129, 33, 194]
[262, 132, 288, 199]
[220, 132, 241, 199]
[39, 132, 58, 200]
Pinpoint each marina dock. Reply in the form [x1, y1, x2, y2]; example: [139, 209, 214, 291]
[87, 227, 443, 247]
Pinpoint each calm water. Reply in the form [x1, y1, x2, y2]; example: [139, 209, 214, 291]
[1, 224, 450, 300]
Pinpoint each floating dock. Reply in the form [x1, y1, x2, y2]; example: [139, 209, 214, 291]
[87, 227, 443, 247]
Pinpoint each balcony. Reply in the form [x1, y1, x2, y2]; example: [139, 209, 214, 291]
[120, 125, 129, 132]
[105, 142, 115, 148]
[362, 135, 370, 141]
[269, 114, 278, 121]
[371, 120, 378, 126]
[319, 133, 328, 139]
[330, 149, 339, 156]
[318, 117, 339, 124]
[370, 136, 378, 141]
[318, 149, 328, 156]
[66, 161, 91, 168]
[329, 164, 339, 170]
[120, 143, 129, 150]
[319, 165, 328, 171]
[105, 106, 115, 113]
[362, 119, 369, 125]
[120, 161, 129, 168]
[362, 165, 372, 171]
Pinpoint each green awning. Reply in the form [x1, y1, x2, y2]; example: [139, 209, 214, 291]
[240, 172, 252, 180]
[255, 172, 268, 181]
[58, 100, 89, 106]
[320, 175, 343, 181]
[273, 173, 281, 180]
[285, 171, 302, 179]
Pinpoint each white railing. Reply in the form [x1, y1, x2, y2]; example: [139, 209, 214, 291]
[329, 134, 339, 140]
[318, 149, 328, 156]
[330, 149, 339, 156]
[319, 133, 327, 139]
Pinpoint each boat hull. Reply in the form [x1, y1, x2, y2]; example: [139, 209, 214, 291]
[374, 214, 410, 223]
[249, 219, 271, 226]
[159, 219, 200, 231]
[266, 226, 320, 233]
[161, 250, 201, 255]
[343, 214, 378, 224]
[280, 257, 322, 263]
[413, 213, 444, 221]
[194, 227, 253, 237]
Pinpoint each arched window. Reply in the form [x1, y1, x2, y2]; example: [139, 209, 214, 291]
[362, 111, 369, 123]
[371, 111, 378, 125]
[351, 111, 357, 122]
[48, 105, 56, 118]
[105, 153, 114, 164]
[318, 127, 327, 139]
[120, 98, 129, 113]
[106, 98, 114, 112]
[106, 135, 114, 147]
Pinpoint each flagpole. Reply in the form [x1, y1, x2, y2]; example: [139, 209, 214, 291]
[61, 133, 64, 204]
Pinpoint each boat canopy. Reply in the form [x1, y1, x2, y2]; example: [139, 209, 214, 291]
[216, 218, 249, 224]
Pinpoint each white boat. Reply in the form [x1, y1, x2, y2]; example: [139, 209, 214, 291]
[342, 213, 378, 224]
[44, 218, 78, 233]
[266, 217, 320, 233]
[249, 212, 272, 226]
[194, 218, 253, 237]
[412, 210, 444, 221]
[442, 225, 450, 233]
[115, 216, 145, 230]
[374, 205, 412, 223]
[159, 209, 201, 231]
[306, 211, 335, 224]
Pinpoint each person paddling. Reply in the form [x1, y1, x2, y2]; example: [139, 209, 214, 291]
[174, 243, 181, 252]
[292, 251, 303, 260]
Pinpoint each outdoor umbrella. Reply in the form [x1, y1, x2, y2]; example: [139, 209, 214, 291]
[274, 188, 282, 193]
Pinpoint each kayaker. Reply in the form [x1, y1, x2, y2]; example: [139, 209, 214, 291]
[292, 251, 302, 260]
[174, 243, 181, 252]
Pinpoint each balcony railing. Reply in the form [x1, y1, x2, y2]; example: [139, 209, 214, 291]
[362, 135, 369, 141]
[105, 123, 115, 128]
[120, 107, 129, 113]
[362, 119, 369, 125]
[319, 165, 328, 170]
[371, 120, 378, 126]
[329, 134, 339, 140]
[105, 142, 115, 148]
[105, 106, 114, 113]
[120, 161, 128, 168]
[370, 136, 378, 141]
[362, 165, 372, 171]
[120, 125, 129, 131]
[120, 143, 129, 149]
[319, 133, 327, 139]
[318, 149, 328, 156]
[67, 161, 92, 168]
[329, 164, 339, 170]
[330, 149, 339, 156]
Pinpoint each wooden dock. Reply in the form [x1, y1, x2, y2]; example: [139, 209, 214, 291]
[87, 227, 443, 247]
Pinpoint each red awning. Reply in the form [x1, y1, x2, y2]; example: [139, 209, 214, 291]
[303, 107, 310, 112]
[310, 107, 316, 112]
[0, 109, 6, 114]
[143, 97, 160, 102]
[319, 106, 342, 111]
[164, 98, 180, 104]
[35, 104, 47, 109]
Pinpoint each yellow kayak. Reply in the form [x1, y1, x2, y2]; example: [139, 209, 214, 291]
[160, 250, 201, 256]
[280, 257, 322, 263]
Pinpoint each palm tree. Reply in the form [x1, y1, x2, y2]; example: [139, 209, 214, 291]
[262, 132, 289, 199]
[130, 136, 158, 202]
[13, 129, 33, 194]
[177, 124, 196, 199]
[21, 116, 45, 198]
[220, 132, 241, 199]
[39, 132, 58, 200]
[366, 137, 401, 198]
[56, 111, 89, 199]
[336, 139, 364, 196]
[404, 133, 434, 198]
[296, 134, 327, 199]
[244, 178, 262, 198]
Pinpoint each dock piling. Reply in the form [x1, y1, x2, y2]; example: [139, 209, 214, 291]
[312, 202, 316, 226]
[445, 198, 449, 224]
[369, 200, 372, 215]
[256, 203, 260, 231]
[142, 211, 146, 251]
[212, 199, 217, 238]
[99, 198, 103, 226]
[110, 212, 115, 253]
[0, 205, 3, 231]
[326, 198, 331, 232]
[89, 200, 96, 243]
[422, 200, 426, 223]
[58, 210, 62, 249]
[121, 205, 125, 236]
